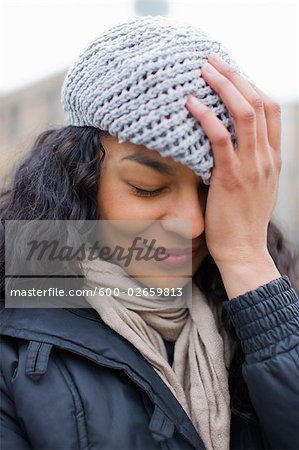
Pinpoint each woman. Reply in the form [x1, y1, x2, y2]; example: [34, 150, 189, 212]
[1, 15, 299, 450]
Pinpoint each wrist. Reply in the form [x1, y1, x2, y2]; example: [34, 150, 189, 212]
[213, 246, 271, 268]
[215, 251, 281, 300]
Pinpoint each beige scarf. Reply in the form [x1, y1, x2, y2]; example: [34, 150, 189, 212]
[80, 256, 236, 450]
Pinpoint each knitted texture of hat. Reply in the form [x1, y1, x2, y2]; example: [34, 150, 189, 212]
[61, 15, 252, 185]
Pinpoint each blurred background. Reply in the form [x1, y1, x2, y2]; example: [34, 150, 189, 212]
[0, 0, 298, 249]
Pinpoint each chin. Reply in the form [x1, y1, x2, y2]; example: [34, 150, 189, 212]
[126, 249, 207, 288]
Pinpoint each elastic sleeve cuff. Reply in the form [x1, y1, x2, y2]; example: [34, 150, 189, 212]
[223, 275, 299, 361]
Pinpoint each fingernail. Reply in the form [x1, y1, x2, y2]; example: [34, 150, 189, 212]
[201, 62, 216, 73]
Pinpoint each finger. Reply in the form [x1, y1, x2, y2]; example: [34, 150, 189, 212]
[207, 53, 269, 150]
[185, 94, 236, 170]
[248, 83, 281, 153]
[200, 61, 257, 156]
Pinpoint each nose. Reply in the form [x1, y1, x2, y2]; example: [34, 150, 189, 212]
[160, 189, 205, 240]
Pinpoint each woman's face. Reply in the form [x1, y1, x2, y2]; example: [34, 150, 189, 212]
[97, 133, 209, 290]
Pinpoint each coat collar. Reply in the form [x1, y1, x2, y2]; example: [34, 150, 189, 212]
[0, 300, 205, 449]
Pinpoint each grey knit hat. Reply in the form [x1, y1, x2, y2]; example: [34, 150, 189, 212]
[61, 15, 251, 184]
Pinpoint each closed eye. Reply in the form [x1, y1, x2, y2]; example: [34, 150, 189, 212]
[129, 185, 165, 198]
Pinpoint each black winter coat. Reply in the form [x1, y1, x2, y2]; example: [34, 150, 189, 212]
[1, 275, 299, 450]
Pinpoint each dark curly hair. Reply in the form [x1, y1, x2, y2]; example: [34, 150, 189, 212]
[1, 125, 298, 422]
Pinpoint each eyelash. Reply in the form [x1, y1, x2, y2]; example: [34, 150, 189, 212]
[129, 184, 209, 198]
[130, 185, 165, 198]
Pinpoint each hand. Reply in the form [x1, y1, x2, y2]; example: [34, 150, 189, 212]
[185, 53, 282, 268]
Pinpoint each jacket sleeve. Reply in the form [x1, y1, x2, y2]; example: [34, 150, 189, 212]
[0, 338, 32, 450]
[223, 275, 299, 450]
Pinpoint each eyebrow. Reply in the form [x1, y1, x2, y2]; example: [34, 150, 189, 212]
[121, 153, 175, 176]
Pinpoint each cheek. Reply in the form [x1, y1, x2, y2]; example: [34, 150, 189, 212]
[97, 182, 127, 219]
[97, 180, 154, 220]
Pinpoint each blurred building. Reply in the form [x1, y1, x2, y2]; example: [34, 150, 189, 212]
[0, 72, 66, 186]
[0, 72, 298, 250]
